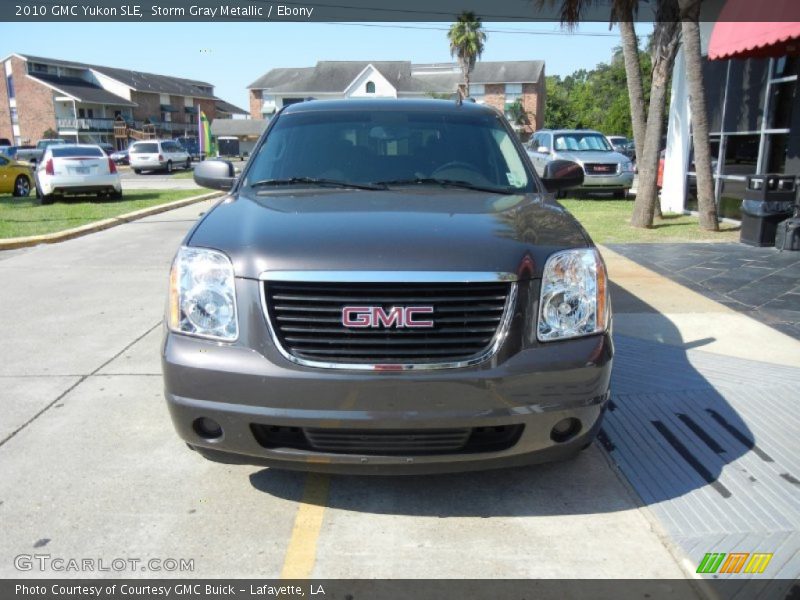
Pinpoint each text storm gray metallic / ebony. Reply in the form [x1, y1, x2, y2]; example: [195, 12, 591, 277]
[162, 99, 613, 474]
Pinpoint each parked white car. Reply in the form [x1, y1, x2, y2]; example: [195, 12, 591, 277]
[129, 139, 191, 174]
[35, 144, 122, 205]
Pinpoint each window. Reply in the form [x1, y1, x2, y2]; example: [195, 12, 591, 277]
[554, 133, 611, 152]
[245, 109, 534, 192]
[767, 81, 796, 129]
[365, 81, 376, 94]
[130, 143, 159, 154]
[5, 74, 14, 99]
[505, 83, 523, 103]
[764, 133, 789, 173]
[51, 146, 103, 158]
[10, 107, 18, 125]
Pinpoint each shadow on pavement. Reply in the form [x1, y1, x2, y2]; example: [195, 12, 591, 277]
[249, 282, 771, 522]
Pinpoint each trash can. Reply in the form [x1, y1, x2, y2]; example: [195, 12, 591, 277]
[740, 174, 796, 246]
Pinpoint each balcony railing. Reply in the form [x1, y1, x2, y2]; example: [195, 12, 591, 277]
[58, 118, 198, 135]
[57, 118, 116, 131]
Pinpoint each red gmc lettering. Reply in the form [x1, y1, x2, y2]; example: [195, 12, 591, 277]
[341, 306, 434, 328]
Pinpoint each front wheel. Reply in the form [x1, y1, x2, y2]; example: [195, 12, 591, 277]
[165, 160, 173, 174]
[13, 175, 31, 197]
[133, 168, 142, 175]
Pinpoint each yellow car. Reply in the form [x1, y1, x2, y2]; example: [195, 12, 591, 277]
[0, 155, 33, 197]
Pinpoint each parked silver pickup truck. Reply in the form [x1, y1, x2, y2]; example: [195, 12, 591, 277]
[16, 139, 67, 165]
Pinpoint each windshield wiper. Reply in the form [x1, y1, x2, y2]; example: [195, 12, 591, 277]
[249, 177, 386, 191]
[373, 178, 516, 195]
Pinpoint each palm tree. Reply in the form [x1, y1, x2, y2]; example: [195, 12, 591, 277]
[539, 0, 681, 228]
[630, 13, 681, 227]
[678, 0, 719, 231]
[448, 12, 486, 97]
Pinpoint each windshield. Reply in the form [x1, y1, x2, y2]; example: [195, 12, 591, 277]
[554, 133, 613, 152]
[131, 143, 158, 153]
[244, 109, 533, 192]
[51, 146, 104, 158]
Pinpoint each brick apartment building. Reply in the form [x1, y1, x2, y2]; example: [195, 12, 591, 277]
[1, 53, 246, 148]
[248, 60, 545, 137]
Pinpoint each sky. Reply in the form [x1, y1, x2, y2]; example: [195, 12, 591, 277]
[1, 21, 654, 111]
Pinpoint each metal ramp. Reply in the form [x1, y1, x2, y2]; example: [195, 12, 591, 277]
[602, 335, 800, 592]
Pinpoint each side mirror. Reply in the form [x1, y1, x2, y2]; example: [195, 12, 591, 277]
[536, 146, 549, 154]
[541, 159, 584, 193]
[194, 159, 236, 191]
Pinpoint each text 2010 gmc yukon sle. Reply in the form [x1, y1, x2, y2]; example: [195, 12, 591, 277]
[162, 99, 613, 474]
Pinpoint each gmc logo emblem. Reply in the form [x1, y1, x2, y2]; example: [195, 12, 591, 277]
[342, 306, 434, 328]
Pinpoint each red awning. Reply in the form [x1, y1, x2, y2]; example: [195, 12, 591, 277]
[709, 0, 800, 60]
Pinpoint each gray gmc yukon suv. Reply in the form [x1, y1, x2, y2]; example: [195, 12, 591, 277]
[162, 99, 613, 474]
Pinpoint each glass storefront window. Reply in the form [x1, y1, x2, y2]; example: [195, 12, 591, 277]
[773, 56, 798, 78]
[722, 135, 759, 176]
[718, 178, 747, 220]
[764, 133, 789, 173]
[768, 81, 796, 129]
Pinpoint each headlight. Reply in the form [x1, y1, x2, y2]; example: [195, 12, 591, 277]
[621, 161, 635, 173]
[537, 248, 608, 342]
[168, 246, 238, 341]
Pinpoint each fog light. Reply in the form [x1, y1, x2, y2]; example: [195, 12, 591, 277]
[550, 418, 582, 443]
[193, 417, 223, 440]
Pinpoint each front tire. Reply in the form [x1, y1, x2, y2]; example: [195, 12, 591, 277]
[13, 175, 31, 197]
[133, 168, 142, 175]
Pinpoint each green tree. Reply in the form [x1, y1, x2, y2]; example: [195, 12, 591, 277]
[539, 0, 681, 228]
[447, 11, 487, 95]
[679, 0, 718, 231]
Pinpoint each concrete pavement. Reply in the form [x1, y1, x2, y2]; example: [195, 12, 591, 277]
[2, 203, 798, 585]
[0, 201, 690, 581]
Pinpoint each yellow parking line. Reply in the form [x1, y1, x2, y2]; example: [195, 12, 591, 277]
[280, 473, 330, 579]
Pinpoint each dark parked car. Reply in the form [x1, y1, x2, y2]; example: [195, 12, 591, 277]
[0, 145, 34, 160]
[176, 136, 203, 161]
[110, 148, 130, 165]
[163, 99, 612, 474]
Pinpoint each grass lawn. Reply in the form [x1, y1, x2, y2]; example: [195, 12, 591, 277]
[0, 189, 206, 239]
[560, 199, 741, 244]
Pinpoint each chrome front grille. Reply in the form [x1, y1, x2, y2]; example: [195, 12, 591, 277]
[584, 163, 619, 175]
[261, 276, 516, 369]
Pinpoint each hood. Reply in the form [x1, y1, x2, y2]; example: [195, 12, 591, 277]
[555, 150, 630, 164]
[187, 188, 590, 280]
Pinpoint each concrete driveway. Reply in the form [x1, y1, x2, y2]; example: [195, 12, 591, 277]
[0, 200, 691, 582]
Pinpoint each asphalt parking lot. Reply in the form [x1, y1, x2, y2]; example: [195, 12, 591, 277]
[1, 201, 798, 590]
[118, 159, 247, 191]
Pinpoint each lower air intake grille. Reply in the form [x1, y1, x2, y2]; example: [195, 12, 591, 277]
[251, 424, 525, 456]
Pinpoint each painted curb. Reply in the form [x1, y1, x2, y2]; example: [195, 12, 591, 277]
[0, 191, 221, 251]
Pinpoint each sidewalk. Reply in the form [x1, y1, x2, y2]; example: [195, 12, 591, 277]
[599, 245, 800, 586]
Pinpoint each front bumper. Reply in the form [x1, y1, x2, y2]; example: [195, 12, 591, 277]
[162, 277, 613, 474]
[579, 172, 634, 190]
